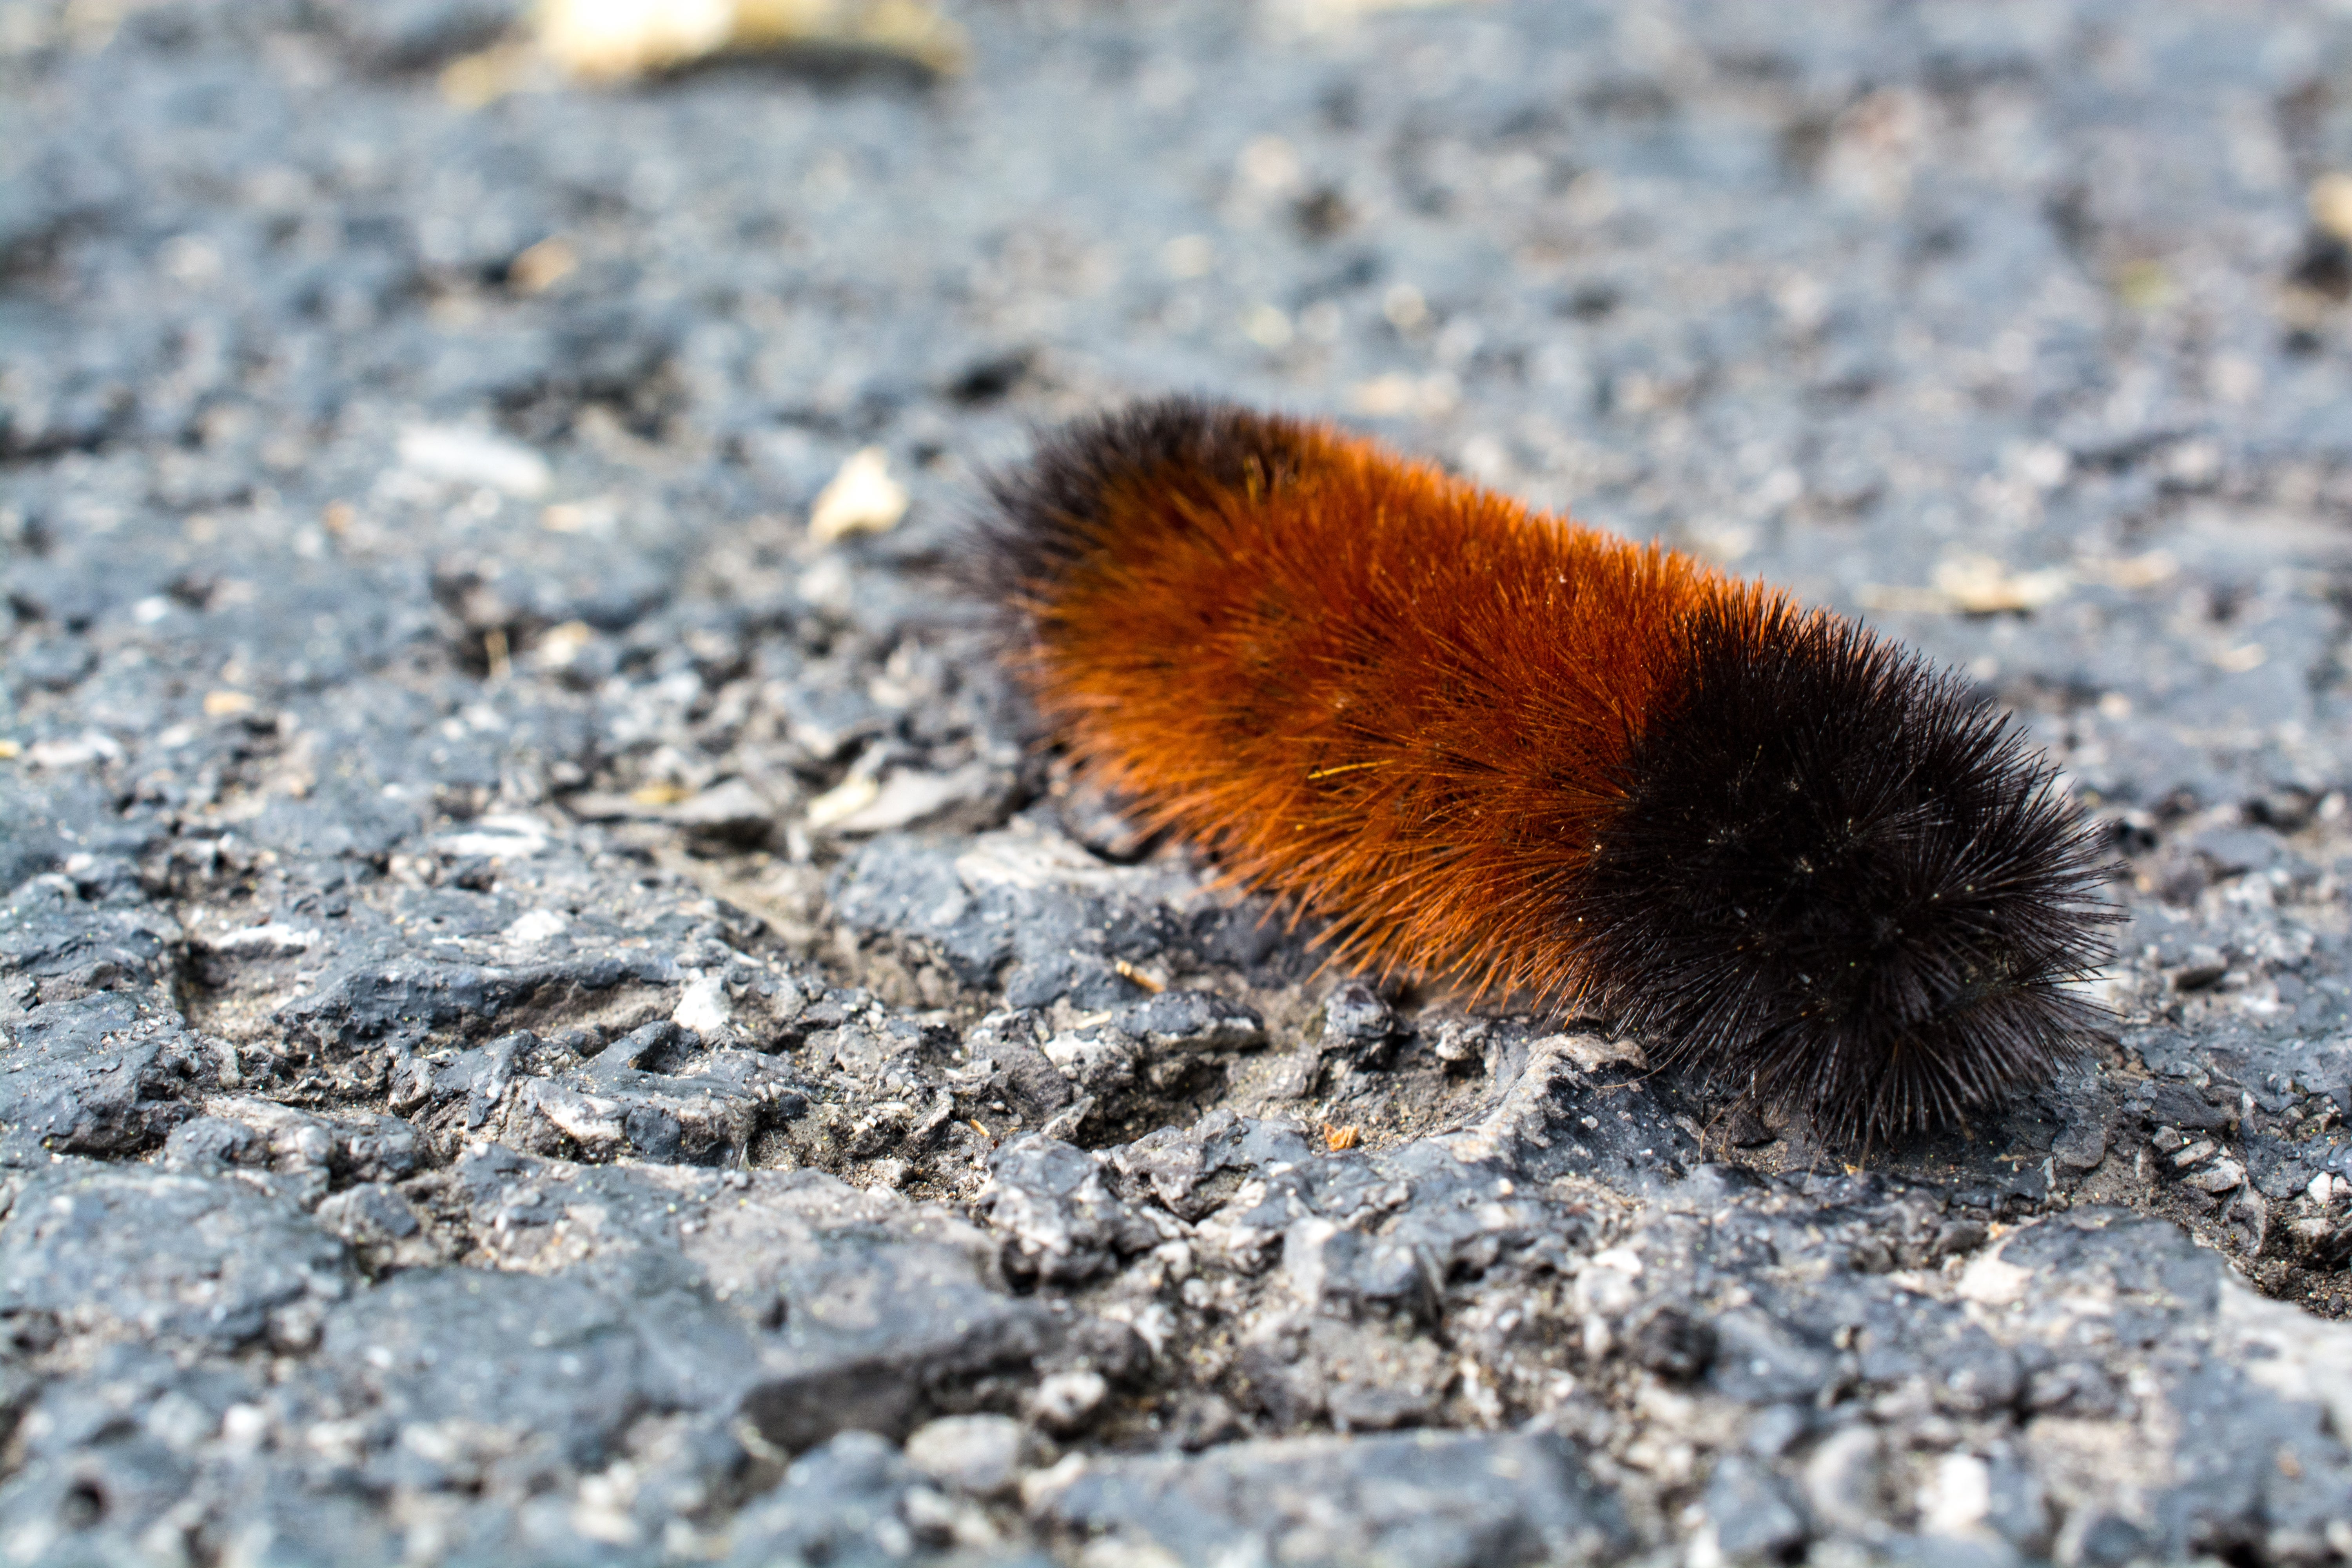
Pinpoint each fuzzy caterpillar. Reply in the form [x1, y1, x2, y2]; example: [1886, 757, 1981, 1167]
[976, 398, 2111, 1145]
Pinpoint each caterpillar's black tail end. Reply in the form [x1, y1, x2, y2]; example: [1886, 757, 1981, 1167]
[1576, 600, 2116, 1148]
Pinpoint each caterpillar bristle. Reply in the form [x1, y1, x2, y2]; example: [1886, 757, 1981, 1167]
[976, 396, 2114, 1146]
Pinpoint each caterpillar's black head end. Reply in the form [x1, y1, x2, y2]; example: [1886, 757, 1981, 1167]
[964, 396, 1312, 612]
[1575, 603, 2114, 1147]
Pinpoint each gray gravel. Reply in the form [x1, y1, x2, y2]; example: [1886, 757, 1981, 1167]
[7, 0, 2352, 1562]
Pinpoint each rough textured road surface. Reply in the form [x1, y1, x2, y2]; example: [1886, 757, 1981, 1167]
[7, 1, 2352, 1563]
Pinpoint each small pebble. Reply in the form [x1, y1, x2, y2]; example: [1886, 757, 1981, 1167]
[904, 1414, 1027, 1497]
[1027, 1370, 1110, 1436]
[2191, 1159, 2245, 1194]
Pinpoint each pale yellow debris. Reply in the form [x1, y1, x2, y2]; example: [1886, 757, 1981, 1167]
[2212, 643, 2268, 674]
[1933, 555, 2070, 613]
[481, 626, 512, 681]
[1111, 959, 1165, 994]
[2310, 172, 2352, 244]
[1859, 556, 2069, 615]
[532, 621, 597, 670]
[2112, 258, 2175, 311]
[802, 773, 882, 831]
[1346, 372, 1458, 419]
[509, 235, 578, 294]
[1274, 0, 1479, 29]
[535, 0, 965, 82]
[539, 0, 730, 78]
[439, 38, 539, 109]
[2084, 550, 2178, 590]
[807, 446, 909, 544]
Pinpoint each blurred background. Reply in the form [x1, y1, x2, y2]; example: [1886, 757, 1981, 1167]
[7, 0, 2352, 819]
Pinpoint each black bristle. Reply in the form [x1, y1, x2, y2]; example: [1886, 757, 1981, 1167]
[1573, 597, 2114, 1145]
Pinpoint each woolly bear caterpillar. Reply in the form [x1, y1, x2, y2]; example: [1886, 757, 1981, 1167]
[976, 398, 2110, 1145]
